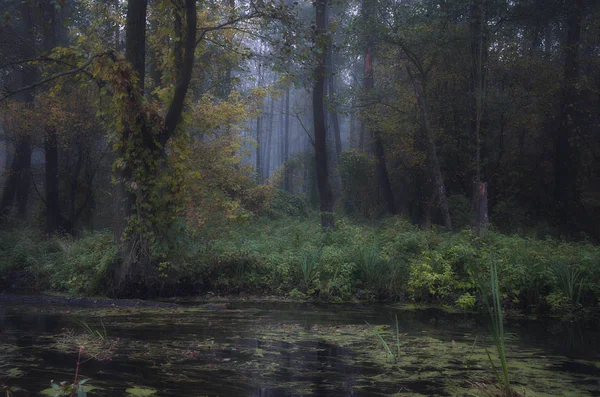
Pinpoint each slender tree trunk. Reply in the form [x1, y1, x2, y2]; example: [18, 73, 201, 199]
[555, 0, 583, 233]
[255, 54, 263, 182]
[470, 0, 488, 235]
[406, 64, 452, 231]
[283, 87, 290, 191]
[266, 96, 274, 179]
[44, 127, 62, 233]
[256, 115, 262, 182]
[327, 52, 342, 158]
[279, 95, 284, 168]
[364, 47, 396, 214]
[313, 0, 334, 230]
[41, 0, 68, 234]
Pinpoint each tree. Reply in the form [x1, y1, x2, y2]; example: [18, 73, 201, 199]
[313, 0, 334, 230]
[360, 0, 395, 215]
[555, 0, 584, 234]
[470, 0, 489, 235]
[0, 0, 36, 223]
[112, 0, 197, 289]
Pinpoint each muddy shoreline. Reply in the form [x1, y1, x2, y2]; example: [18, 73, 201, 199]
[0, 293, 179, 308]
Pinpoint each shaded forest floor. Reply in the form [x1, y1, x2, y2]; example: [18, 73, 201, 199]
[1, 216, 599, 319]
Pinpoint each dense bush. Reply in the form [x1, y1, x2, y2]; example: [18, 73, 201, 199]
[1, 217, 599, 316]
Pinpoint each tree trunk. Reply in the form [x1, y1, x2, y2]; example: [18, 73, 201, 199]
[555, 0, 583, 233]
[0, 1, 35, 224]
[327, 52, 342, 158]
[113, 0, 197, 291]
[113, 0, 148, 255]
[283, 87, 290, 190]
[42, 0, 68, 234]
[364, 47, 396, 215]
[44, 127, 62, 233]
[406, 64, 452, 231]
[266, 95, 274, 179]
[255, 54, 263, 182]
[125, 0, 147, 91]
[469, 0, 488, 235]
[313, 0, 334, 230]
[256, 113, 263, 182]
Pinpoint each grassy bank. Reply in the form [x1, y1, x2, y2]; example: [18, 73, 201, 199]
[1, 216, 599, 316]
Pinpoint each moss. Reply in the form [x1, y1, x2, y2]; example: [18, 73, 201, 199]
[125, 386, 157, 396]
[39, 385, 101, 396]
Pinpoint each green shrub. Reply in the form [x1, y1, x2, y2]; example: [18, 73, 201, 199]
[45, 232, 117, 295]
[268, 189, 308, 218]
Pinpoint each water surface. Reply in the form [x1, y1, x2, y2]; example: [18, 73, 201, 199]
[1, 301, 599, 396]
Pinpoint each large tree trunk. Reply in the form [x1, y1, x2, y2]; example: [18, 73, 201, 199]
[113, 0, 197, 291]
[113, 0, 148, 255]
[406, 64, 452, 231]
[555, 0, 583, 233]
[313, 0, 334, 230]
[125, 0, 148, 91]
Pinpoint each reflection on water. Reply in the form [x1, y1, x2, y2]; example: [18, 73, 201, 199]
[1, 302, 599, 396]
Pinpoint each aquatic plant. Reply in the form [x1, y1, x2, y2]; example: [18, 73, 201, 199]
[45, 322, 119, 397]
[45, 378, 90, 397]
[365, 314, 401, 363]
[479, 261, 522, 397]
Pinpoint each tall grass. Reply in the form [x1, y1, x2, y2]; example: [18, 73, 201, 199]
[299, 248, 321, 290]
[551, 261, 586, 306]
[480, 261, 521, 396]
[365, 314, 401, 363]
[357, 243, 388, 293]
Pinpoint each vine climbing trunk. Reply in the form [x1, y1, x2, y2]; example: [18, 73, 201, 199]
[113, 0, 148, 281]
[113, 0, 197, 292]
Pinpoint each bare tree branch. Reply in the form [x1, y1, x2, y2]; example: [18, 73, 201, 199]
[0, 52, 113, 103]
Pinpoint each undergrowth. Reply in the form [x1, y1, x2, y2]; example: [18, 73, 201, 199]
[1, 215, 599, 315]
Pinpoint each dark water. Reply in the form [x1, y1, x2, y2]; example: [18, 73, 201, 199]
[1, 301, 599, 396]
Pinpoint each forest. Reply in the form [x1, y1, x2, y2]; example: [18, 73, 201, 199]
[0, 0, 599, 312]
[2, 1, 600, 396]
